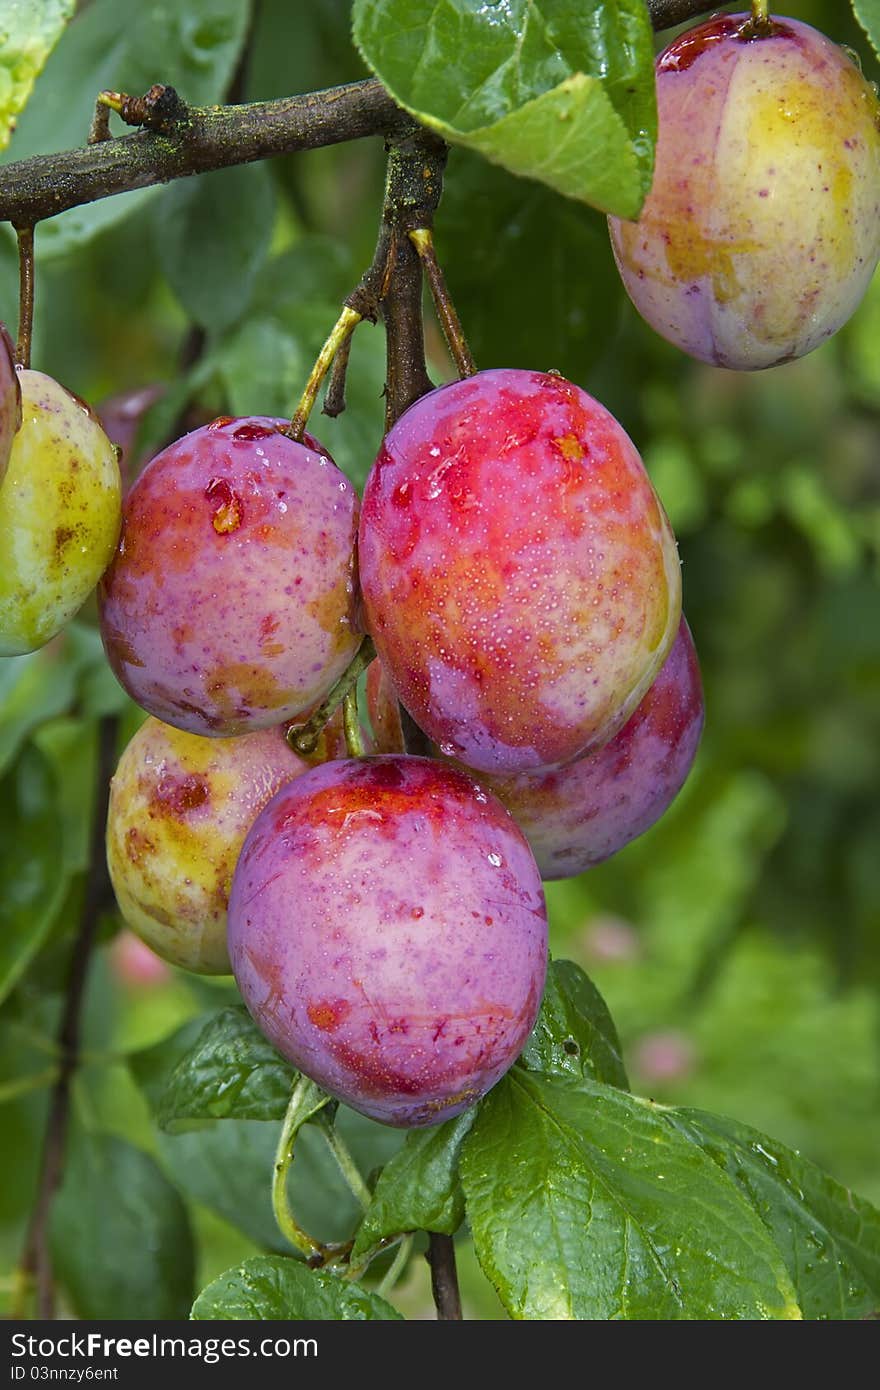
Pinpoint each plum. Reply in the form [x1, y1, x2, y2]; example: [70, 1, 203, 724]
[365, 657, 406, 754]
[106, 718, 309, 974]
[228, 755, 548, 1127]
[0, 370, 121, 656]
[608, 14, 880, 369]
[0, 322, 20, 487]
[358, 369, 681, 774]
[98, 417, 361, 736]
[480, 618, 704, 879]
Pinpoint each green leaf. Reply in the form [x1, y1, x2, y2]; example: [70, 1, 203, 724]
[132, 1016, 403, 1249]
[157, 1007, 298, 1130]
[461, 1070, 802, 1320]
[668, 1109, 880, 1321]
[247, 0, 366, 99]
[351, 1110, 474, 1260]
[0, 746, 66, 1006]
[192, 1255, 403, 1320]
[520, 958, 629, 1087]
[31, 717, 98, 876]
[51, 1129, 195, 1319]
[0, 649, 77, 778]
[352, 0, 656, 216]
[3, 0, 253, 257]
[0, 0, 75, 150]
[438, 149, 623, 380]
[154, 163, 277, 333]
[852, 2, 880, 60]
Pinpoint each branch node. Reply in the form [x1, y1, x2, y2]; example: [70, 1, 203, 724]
[99, 83, 189, 134]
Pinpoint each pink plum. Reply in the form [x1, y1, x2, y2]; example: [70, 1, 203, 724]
[358, 369, 681, 775]
[228, 755, 548, 1127]
[98, 417, 361, 736]
[481, 619, 704, 879]
[608, 14, 880, 369]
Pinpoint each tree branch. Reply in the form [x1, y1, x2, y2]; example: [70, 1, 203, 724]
[0, 80, 412, 227]
[427, 1234, 463, 1320]
[0, 1, 721, 231]
[15, 716, 119, 1319]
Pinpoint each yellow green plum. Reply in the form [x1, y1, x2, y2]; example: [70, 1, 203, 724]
[608, 14, 880, 369]
[0, 370, 121, 655]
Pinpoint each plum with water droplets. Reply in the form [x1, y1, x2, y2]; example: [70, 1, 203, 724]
[480, 619, 704, 879]
[228, 755, 548, 1127]
[98, 416, 361, 736]
[358, 368, 681, 775]
[608, 14, 880, 369]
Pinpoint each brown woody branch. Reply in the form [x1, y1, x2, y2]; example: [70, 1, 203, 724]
[0, 1, 721, 231]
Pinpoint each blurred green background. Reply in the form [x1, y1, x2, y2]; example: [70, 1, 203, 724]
[0, 0, 878, 1318]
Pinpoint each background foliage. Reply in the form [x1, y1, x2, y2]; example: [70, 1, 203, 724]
[0, 0, 878, 1319]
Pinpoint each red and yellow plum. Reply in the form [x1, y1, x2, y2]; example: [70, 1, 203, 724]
[106, 718, 308, 973]
[358, 369, 681, 775]
[0, 370, 121, 655]
[98, 417, 361, 736]
[608, 14, 880, 369]
[228, 755, 548, 1126]
[481, 619, 704, 879]
[0, 322, 20, 487]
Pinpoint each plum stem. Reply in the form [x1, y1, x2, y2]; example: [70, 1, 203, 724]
[742, 0, 777, 38]
[286, 305, 363, 442]
[15, 227, 35, 369]
[315, 1113, 372, 1209]
[271, 1075, 335, 1258]
[342, 689, 365, 758]
[287, 634, 376, 756]
[409, 228, 476, 379]
[377, 1235, 414, 1298]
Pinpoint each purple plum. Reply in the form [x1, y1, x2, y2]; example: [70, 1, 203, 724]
[98, 417, 361, 736]
[228, 755, 548, 1127]
[481, 619, 704, 879]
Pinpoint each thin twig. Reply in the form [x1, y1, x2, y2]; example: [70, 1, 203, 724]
[427, 1233, 463, 1320]
[15, 227, 35, 369]
[15, 715, 119, 1319]
[322, 333, 353, 419]
[409, 227, 476, 379]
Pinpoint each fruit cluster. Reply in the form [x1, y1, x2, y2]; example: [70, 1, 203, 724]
[95, 365, 693, 1127]
[3, 8, 875, 1130]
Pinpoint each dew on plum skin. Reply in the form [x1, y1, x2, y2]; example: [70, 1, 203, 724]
[476, 619, 704, 879]
[228, 755, 548, 1126]
[98, 416, 360, 735]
